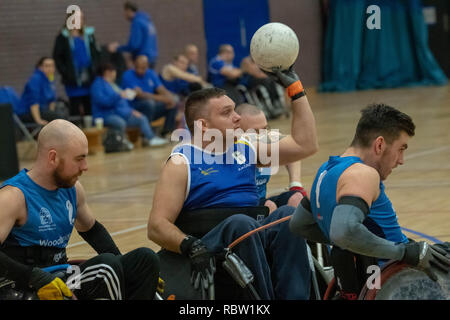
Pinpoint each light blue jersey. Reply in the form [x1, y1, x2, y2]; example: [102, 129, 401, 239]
[1, 169, 77, 249]
[171, 138, 259, 211]
[310, 156, 407, 244]
[255, 167, 271, 200]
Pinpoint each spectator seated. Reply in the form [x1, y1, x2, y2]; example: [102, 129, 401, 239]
[90, 63, 159, 149]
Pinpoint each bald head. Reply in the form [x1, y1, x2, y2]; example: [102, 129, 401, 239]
[37, 119, 87, 156]
[35, 119, 88, 188]
[235, 104, 267, 132]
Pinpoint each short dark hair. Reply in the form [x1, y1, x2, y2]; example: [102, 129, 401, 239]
[36, 56, 53, 68]
[97, 62, 116, 76]
[124, 1, 138, 12]
[350, 103, 415, 148]
[185, 87, 227, 133]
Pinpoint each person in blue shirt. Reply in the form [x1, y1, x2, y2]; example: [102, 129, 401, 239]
[289, 103, 450, 299]
[112, 1, 158, 69]
[0, 120, 161, 300]
[90, 63, 155, 147]
[208, 44, 245, 105]
[53, 10, 101, 117]
[148, 66, 318, 299]
[16, 57, 68, 126]
[121, 55, 178, 145]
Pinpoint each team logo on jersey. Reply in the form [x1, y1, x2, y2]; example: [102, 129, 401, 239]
[200, 168, 219, 176]
[39, 207, 53, 225]
[66, 200, 74, 225]
[232, 151, 246, 165]
[39, 207, 56, 232]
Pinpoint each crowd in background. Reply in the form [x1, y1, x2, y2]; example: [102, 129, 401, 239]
[0, 1, 285, 151]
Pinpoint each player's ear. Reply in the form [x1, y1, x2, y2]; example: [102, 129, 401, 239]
[194, 118, 208, 134]
[373, 136, 386, 155]
[48, 149, 58, 167]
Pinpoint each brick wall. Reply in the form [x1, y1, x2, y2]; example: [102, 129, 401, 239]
[0, 0, 322, 97]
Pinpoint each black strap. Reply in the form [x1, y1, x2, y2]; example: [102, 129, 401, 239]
[338, 196, 370, 218]
[175, 206, 269, 238]
[0, 245, 68, 267]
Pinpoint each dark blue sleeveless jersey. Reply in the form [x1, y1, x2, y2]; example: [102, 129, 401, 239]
[310, 156, 407, 244]
[0, 169, 77, 248]
[170, 138, 259, 211]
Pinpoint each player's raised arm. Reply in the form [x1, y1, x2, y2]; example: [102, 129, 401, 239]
[251, 67, 318, 167]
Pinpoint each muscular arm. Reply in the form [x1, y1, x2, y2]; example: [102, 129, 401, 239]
[250, 95, 318, 167]
[330, 164, 406, 260]
[0, 186, 34, 286]
[147, 155, 189, 253]
[0, 186, 27, 243]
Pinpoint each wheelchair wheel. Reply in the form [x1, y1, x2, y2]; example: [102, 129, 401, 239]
[359, 261, 450, 300]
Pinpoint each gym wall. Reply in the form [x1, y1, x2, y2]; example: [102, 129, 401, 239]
[0, 0, 323, 97]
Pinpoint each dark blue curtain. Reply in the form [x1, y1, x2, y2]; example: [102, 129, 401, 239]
[320, 0, 447, 92]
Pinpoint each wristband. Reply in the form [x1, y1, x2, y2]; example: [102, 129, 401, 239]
[180, 235, 198, 257]
[286, 80, 304, 98]
[289, 181, 303, 189]
[290, 90, 306, 101]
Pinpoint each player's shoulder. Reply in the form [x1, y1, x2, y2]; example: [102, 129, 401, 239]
[0, 185, 25, 201]
[343, 162, 380, 182]
[338, 162, 380, 203]
[0, 185, 27, 216]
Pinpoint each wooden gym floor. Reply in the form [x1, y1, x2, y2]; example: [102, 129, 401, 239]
[17, 84, 450, 260]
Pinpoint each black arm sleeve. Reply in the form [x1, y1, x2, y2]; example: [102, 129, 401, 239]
[289, 197, 331, 244]
[78, 220, 121, 255]
[0, 249, 33, 288]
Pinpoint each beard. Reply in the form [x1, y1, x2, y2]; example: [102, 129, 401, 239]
[53, 161, 80, 188]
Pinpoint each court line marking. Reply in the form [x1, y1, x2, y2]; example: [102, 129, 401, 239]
[67, 224, 147, 248]
[401, 227, 443, 244]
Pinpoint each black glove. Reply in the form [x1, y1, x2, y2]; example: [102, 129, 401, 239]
[402, 241, 450, 281]
[180, 236, 216, 291]
[431, 242, 450, 257]
[264, 65, 305, 100]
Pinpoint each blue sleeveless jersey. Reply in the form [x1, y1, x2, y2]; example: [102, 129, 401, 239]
[0, 169, 77, 248]
[171, 138, 259, 211]
[310, 156, 407, 244]
[255, 167, 271, 200]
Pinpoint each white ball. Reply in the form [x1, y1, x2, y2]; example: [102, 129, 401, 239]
[250, 22, 299, 72]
